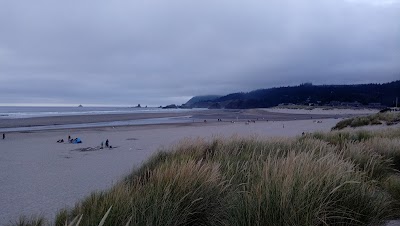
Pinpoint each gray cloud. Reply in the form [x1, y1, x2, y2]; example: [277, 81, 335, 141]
[0, 0, 399, 106]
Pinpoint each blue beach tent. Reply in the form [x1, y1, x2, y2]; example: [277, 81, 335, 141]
[73, 138, 82, 144]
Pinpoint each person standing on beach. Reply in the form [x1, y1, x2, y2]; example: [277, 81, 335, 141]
[2, 133, 4, 139]
[105, 139, 109, 148]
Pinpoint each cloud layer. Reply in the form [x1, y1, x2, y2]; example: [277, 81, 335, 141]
[0, 0, 399, 106]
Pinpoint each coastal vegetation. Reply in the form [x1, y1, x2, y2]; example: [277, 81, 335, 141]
[11, 127, 400, 225]
[333, 112, 400, 130]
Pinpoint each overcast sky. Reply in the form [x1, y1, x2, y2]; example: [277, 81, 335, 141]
[0, 0, 399, 106]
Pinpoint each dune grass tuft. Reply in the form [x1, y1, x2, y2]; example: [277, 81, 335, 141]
[7, 216, 46, 226]
[333, 112, 400, 130]
[57, 159, 230, 226]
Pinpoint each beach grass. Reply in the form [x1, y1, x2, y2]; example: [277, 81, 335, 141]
[6, 216, 46, 226]
[12, 128, 400, 226]
[333, 112, 400, 130]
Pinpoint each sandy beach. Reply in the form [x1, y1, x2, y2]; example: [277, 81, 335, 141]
[0, 109, 387, 224]
[267, 107, 380, 115]
[0, 108, 351, 129]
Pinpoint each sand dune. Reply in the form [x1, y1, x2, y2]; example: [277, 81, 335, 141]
[0, 109, 382, 224]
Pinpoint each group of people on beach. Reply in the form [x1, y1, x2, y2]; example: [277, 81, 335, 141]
[55, 135, 113, 149]
[56, 135, 82, 144]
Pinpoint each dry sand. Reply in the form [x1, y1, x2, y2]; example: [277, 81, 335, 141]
[0, 108, 390, 224]
[267, 107, 379, 115]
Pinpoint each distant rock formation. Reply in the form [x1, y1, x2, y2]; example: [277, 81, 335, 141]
[185, 95, 221, 108]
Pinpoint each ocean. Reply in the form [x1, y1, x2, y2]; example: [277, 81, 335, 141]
[0, 106, 194, 119]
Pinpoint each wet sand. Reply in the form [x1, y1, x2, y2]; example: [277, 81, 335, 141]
[0, 112, 192, 128]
